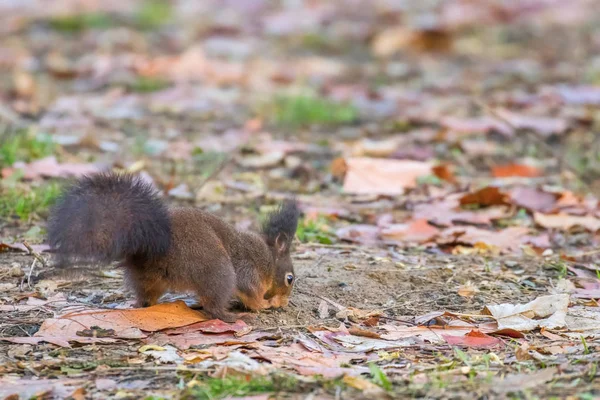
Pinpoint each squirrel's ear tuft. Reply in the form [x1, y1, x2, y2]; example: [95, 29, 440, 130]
[262, 199, 300, 251]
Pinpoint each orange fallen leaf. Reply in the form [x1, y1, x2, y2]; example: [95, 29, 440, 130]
[432, 164, 457, 183]
[35, 301, 208, 341]
[492, 164, 542, 178]
[342, 157, 432, 195]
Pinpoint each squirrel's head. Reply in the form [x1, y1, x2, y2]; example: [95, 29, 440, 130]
[261, 199, 300, 308]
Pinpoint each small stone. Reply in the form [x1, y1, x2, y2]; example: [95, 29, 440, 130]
[504, 261, 519, 268]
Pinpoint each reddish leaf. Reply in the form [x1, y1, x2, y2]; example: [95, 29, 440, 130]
[492, 164, 542, 178]
[442, 329, 502, 348]
[459, 186, 509, 207]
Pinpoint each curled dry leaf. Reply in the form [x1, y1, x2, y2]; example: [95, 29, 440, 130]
[482, 294, 569, 331]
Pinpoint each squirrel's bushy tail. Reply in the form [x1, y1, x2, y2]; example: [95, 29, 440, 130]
[48, 172, 172, 265]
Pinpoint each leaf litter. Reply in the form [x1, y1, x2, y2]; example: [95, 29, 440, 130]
[2, 0, 600, 398]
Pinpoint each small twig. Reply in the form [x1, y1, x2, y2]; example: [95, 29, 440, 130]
[300, 242, 364, 250]
[25, 258, 37, 288]
[22, 240, 48, 268]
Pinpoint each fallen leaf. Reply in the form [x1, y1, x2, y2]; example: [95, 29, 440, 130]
[336, 224, 380, 245]
[457, 282, 478, 299]
[493, 109, 569, 137]
[442, 329, 502, 348]
[534, 212, 600, 232]
[2, 156, 102, 180]
[492, 164, 542, 178]
[556, 85, 600, 105]
[508, 187, 559, 212]
[342, 158, 433, 195]
[162, 319, 249, 335]
[318, 300, 330, 319]
[491, 367, 558, 394]
[459, 186, 509, 207]
[150, 331, 272, 350]
[437, 226, 530, 253]
[440, 116, 513, 139]
[380, 219, 440, 244]
[34, 301, 207, 342]
[413, 196, 511, 227]
[483, 294, 569, 331]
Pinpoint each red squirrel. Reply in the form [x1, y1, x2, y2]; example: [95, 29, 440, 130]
[47, 172, 300, 322]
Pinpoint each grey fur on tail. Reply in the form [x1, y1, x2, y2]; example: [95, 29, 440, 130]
[47, 172, 172, 265]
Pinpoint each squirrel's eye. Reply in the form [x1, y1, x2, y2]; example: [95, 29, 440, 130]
[285, 273, 294, 286]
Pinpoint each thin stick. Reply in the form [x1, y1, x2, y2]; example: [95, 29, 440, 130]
[26, 258, 37, 288]
[22, 240, 48, 268]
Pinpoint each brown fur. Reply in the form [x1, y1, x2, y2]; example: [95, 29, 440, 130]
[48, 173, 300, 322]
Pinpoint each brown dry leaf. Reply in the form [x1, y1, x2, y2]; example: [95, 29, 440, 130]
[432, 164, 457, 183]
[457, 282, 478, 299]
[440, 116, 513, 139]
[508, 187, 559, 212]
[413, 196, 511, 227]
[342, 157, 433, 195]
[459, 186, 509, 207]
[438, 226, 530, 253]
[380, 219, 440, 244]
[336, 224, 380, 245]
[491, 367, 559, 394]
[150, 331, 272, 350]
[0, 377, 86, 400]
[482, 294, 569, 331]
[2, 156, 101, 180]
[35, 300, 207, 341]
[491, 164, 542, 178]
[372, 26, 452, 57]
[493, 108, 569, 137]
[335, 307, 382, 323]
[330, 157, 348, 180]
[253, 342, 369, 378]
[342, 375, 387, 396]
[534, 212, 600, 232]
[162, 319, 249, 335]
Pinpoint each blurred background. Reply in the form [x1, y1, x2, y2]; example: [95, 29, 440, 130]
[1, 0, 600, 241]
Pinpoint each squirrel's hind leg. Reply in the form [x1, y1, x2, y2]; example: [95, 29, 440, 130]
[124, 267, 167, 308]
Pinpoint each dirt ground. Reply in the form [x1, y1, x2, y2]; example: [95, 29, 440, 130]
[2, 0, 600, 399]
